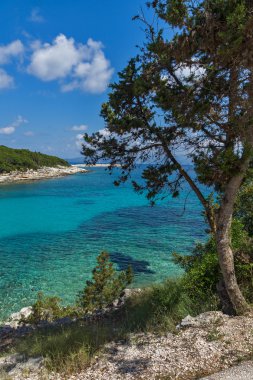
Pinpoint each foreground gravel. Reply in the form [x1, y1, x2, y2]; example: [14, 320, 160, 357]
[2, 311, 253, 380]
[201, 361, 253, 380]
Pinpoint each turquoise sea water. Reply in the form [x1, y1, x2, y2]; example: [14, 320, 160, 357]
[0, 167, 206, 321]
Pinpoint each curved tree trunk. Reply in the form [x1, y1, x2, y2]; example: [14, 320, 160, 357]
[216, 214, 249, 314]
[215, 165, 251, 315]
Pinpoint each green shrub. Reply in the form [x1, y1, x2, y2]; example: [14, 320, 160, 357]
[23, 252, 133, 324]
[235, 171, 253, 236]
[173, 218, 253, 306]
[118, 278, 211, 333]
[24, 292, 79, 324]
[77, 251, 133, 311]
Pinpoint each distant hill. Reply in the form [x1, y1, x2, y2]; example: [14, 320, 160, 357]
[0, 146, 70, 173]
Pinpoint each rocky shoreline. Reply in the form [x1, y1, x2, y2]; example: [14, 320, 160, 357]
[0, 165, 87, 184]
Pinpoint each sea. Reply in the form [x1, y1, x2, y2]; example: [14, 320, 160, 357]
[0, 166, 207, 321]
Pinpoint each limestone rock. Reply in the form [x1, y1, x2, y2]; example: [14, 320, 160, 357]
[179, 311, 228, 329]
[0, 165, 87, 184]
[6, 306, 33, 328]
[0, 353, 43, 378]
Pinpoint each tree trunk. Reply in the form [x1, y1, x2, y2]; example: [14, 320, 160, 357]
[215, 222, 249, 315]
[215, 165, 251, 315]
[216, 278, 235, 315]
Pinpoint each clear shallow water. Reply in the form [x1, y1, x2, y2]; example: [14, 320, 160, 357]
[0, 167, 206, 321]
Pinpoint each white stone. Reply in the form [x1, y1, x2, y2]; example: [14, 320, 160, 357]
[0, 165, 87, 184]
[6, 306, 33, 328]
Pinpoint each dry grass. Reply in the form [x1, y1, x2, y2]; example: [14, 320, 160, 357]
[3, 279, 214, 375]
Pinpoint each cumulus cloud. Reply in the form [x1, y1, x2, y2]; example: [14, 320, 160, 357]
[0, 115, 28, 135]
[29, 8, 45, 23]
[28, 35, 81, 81]
[0, 40, 24, 64]
[71, 124, 88, 131]
[28, 34, 113, 93]
[0, 68, 14, 89]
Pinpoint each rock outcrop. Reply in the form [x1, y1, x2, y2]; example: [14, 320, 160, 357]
[0, 165, 87, 184]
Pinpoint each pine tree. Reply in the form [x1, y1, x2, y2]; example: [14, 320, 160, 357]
[82, 1, 253, 314]
[78, 252, 133, 312]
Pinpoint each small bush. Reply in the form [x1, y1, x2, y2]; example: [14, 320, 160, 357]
[25, 252, 133, 324]
[173, 218, 253, 306]
[77, 251, 133, 312]
[24, 292, 79, 324]
[119, 278, 206, 333]
[235, 170, 253, 236]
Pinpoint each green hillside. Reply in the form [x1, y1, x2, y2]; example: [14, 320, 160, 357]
[0, 146, 70, 173]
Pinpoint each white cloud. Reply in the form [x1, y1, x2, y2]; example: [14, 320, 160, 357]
[98, 128, 111, 137]
[0, 126, 15, 135]
[0, 115, 28, 135]
[75, 133, 84, 148]
[0, 35, 112, 94]
[29, 8, 45, 23]
[28, 34, 113, 93]
[64, 39, 113, 93]
[0, 40, 24, 90]
[28, 34, 81, 81]
[0, 68, 14, 89]
[0, 40, 24, 64]
[71, 124, 88, 131]
[175, 64, 206, 82]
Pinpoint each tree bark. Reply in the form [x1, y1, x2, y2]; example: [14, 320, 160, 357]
[215, 161, 251, 314]
[216, 278, 235, 315]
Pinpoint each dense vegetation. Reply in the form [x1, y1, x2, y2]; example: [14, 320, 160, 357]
[0, 145, 69, 173]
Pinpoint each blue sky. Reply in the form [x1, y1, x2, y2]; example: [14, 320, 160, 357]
[0, 0, 147, 158]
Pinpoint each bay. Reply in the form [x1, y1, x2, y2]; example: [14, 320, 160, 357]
[0, 166, 206, 321]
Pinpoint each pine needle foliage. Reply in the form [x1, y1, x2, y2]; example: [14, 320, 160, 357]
[77, 251, 133, 312]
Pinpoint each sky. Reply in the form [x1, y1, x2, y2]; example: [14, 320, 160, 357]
[0, 0, 148, 158]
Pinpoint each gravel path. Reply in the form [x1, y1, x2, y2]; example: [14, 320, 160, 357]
[201, 361, 253, 379]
